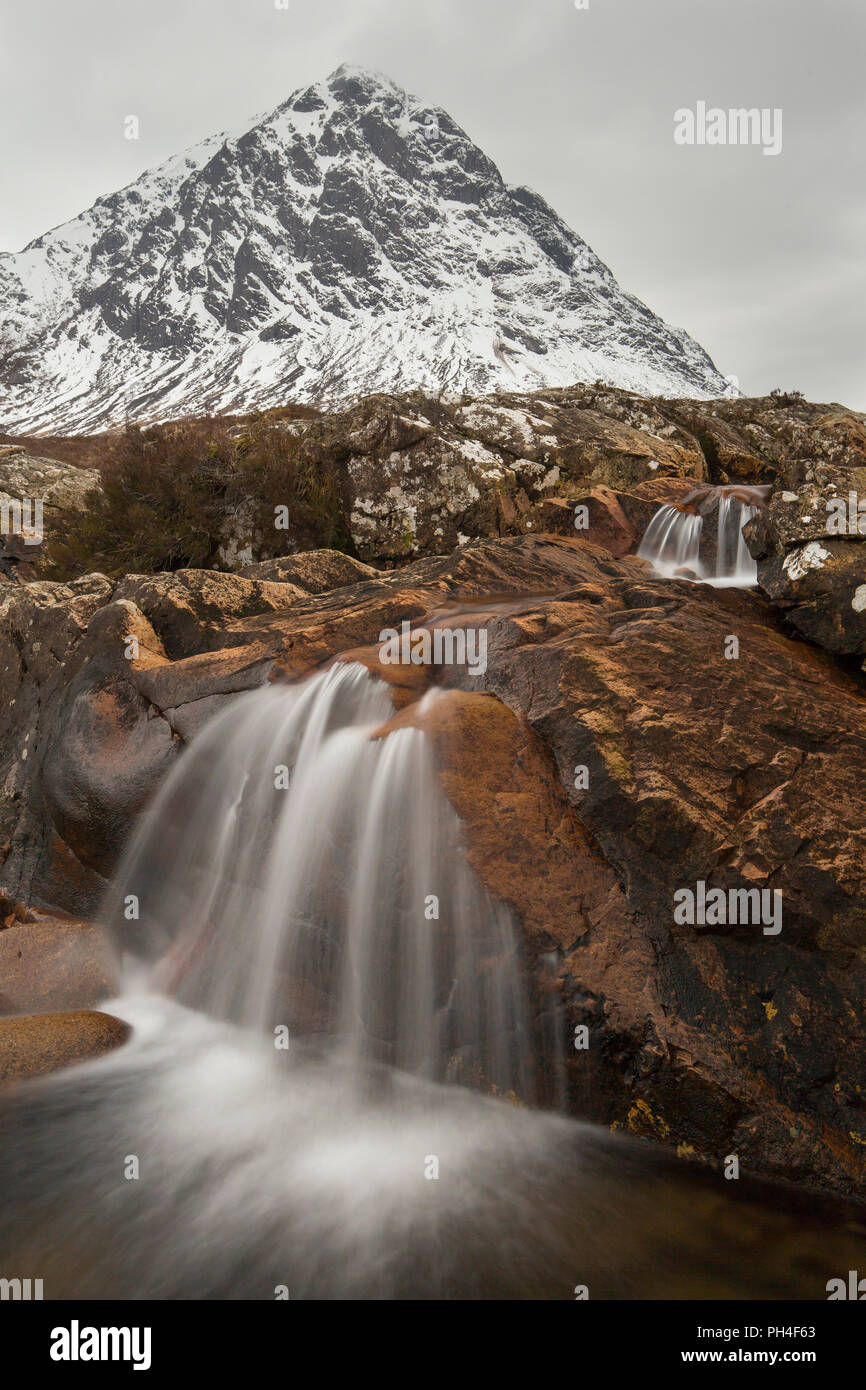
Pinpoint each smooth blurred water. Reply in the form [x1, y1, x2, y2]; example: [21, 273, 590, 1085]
[639, 499, 757, 586]
[1, 994, 863, 1299]
[103, 661, 554, 1103]
[715, 496, 759, 584]
[1, 661, 864, 1299]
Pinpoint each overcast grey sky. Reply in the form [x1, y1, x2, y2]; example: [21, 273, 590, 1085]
[1, 0, 863, 406]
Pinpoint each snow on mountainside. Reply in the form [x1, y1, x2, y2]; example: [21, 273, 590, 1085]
[0, 64, 732, 435]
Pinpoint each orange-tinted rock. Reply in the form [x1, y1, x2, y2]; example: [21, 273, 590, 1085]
[239, 549, 380, 591]
[0, 1010, 129, 1083]
[6, 522, 866, 1198]
[538, 487, 636, 556]
[420, 553, 866, 1195]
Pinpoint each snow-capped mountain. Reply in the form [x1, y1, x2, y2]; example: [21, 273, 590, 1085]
[0, 64, 731, 434]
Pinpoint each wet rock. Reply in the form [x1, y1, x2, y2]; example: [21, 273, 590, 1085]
[537, 487, 637, 556]
[422, 551, 866, 1195]
[109, 532, 866, 1196]
[0, 916, 116, 1015]
[0, 572, 282, 910]
[0, 1010, 129, 1083]
[5, 523, 866, 1198]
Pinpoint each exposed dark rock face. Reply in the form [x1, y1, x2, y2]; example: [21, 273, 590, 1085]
[7, 384, 866, 580]
[665, 395, 866, 488]
[418, 555, 866, 1196]
[216, 386, 866, 569]
[743, 418, 866, 662]
[337, 387, 709, 562]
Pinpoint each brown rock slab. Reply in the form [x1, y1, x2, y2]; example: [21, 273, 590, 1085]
[424, 552, 866, 1194]
[239, 549, 380, 591]
[114, 569, 300, 660]
[538, 487, 637, 556]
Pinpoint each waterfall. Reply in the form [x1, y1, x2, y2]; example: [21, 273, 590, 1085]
[638, 495, 758, 586]
[101, 661, 550, 1104]
[715, 497, 758, 585]
[637, 504, 704, 576]
[0, 643, 858, 1299]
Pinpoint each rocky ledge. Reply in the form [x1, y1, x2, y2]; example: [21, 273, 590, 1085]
[2, 384, 866, 1191]
[1, 514, 865, 1196]
[2, 383, 864, 576]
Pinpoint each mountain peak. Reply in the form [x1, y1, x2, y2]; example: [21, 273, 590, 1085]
[325, 62, 406, 94]
[0, 67, 730, 434]
[282, 64, 408, 119]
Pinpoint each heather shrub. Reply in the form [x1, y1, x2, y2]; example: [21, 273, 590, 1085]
[45, 416, 352, 579]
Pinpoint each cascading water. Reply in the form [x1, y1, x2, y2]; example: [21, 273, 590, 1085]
[1, 649, 862, 1299]
[103, 660, 548, 1103]
[637, 504, 704, 577]
[714, 495, 759, 584]
[638, 489, 761, 587]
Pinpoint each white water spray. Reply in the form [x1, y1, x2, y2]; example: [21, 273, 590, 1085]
[0, 651, 861, 1298]
[638, 496, 758, 586]
[714, 495, 759, 584]
[102, 661, 550, 1103]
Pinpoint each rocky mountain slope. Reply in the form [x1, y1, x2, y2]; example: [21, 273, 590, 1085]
[0, 65, 731, 434]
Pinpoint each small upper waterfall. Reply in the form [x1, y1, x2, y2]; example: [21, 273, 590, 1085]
[638, 505, 705, 577]
[638, 484, 770, 587]
[714, 494, 759, 583]
[101, 661, 552, 1105]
